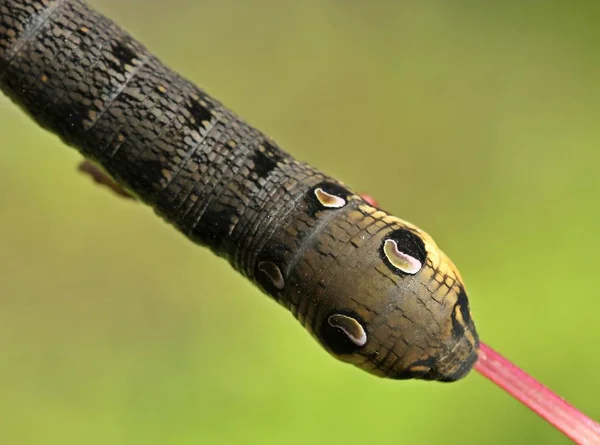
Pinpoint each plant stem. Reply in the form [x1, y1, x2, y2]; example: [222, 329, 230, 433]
[475, 342, 600, 444]
[356, 194, 600, 442]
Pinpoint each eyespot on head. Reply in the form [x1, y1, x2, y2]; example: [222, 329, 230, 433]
[312, 222, 479, 383]
[381, 229, 427, 275]
[257, 261, 285, 290]
[308, 182, 351, 211]
[321, 311, 368, 355]
[383, 239, 422, 274]
[314, 187, 346, 208]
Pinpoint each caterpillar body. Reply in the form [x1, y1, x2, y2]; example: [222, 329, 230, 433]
[0, 0, 479, 381]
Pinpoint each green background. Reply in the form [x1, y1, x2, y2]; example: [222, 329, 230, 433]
[1, 1, 599, 444]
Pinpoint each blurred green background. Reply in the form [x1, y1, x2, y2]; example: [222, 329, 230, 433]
[1, 1, 599, 444]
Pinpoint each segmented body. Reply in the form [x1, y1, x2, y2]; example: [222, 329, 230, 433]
[0, 0, 479, 381]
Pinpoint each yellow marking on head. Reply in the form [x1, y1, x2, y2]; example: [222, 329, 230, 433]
[117, 134, 125, 142]
[358, 203, 463, 284]
[40, 74, 48, 82]
[409, 365, 430, 373]
[453, 305, 477, 347]
[157, 85, 167, 93]
[80, 26, 90, 33]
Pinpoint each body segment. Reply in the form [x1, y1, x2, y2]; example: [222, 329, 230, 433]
[0, 0, 479, 381]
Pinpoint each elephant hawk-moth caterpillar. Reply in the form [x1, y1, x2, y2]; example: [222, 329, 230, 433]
[0, 0, 479, 381]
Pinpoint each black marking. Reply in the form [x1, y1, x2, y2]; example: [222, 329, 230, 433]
[381, 229, 427, 276]
[251, 146, 283, 179]
[258, 238, 291, 266]
[130, 158, 165, 190]
[193, 205, 238, 251]
[103, 40, 137, 73]
[320, 310, 367, 355]
[186, 99, 212, 126]
[112, 39, 137, 66]
[434, 345, 479, 383]
[450, 285, 472, 341]
[58, 98, 88, 135]
[390, 357, 435, 380]
[426, 285, 479, 382]
[262, 140, 278, 153]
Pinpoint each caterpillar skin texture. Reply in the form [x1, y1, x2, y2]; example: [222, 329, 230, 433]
[0, 0, 479, 381]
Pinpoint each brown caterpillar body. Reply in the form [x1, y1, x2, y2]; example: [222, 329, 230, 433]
[0, 0, 479, 381]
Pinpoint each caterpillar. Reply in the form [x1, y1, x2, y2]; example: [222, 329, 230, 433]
[0, 0, 479, 381]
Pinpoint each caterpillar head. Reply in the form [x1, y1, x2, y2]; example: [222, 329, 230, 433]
[255, 184, 479, 382]
[314, 205, 479, 382]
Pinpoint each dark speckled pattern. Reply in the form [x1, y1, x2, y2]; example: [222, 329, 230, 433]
[0, 0, 479, 382]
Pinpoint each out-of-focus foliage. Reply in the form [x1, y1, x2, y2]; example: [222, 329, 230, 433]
[1, 1, 599, 444]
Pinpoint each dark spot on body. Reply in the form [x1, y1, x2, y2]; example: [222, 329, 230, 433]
[262, 140, 278, 151]
[135, 158, 165, 188]
[103, 40, 138, 73]
[186, 99, 212, 126]
[100, 158, 163, 200]
[251, 146, 283, 179]
[193, 204, 239, 251]
[112, 39, 137, 66]
[54, 99, 88, 137]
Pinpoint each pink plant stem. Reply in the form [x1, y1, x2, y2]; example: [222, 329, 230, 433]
[475, 342, 600, 444]
[357, 195, 600, 442]
[356, 194, 600, 443]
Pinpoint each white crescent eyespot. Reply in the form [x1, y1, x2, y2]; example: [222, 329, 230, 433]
[314, 188, 346, 208]
[383, 239, 422, 274]
[258, 261, 285, 289]
[328, 314, 367, 347]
